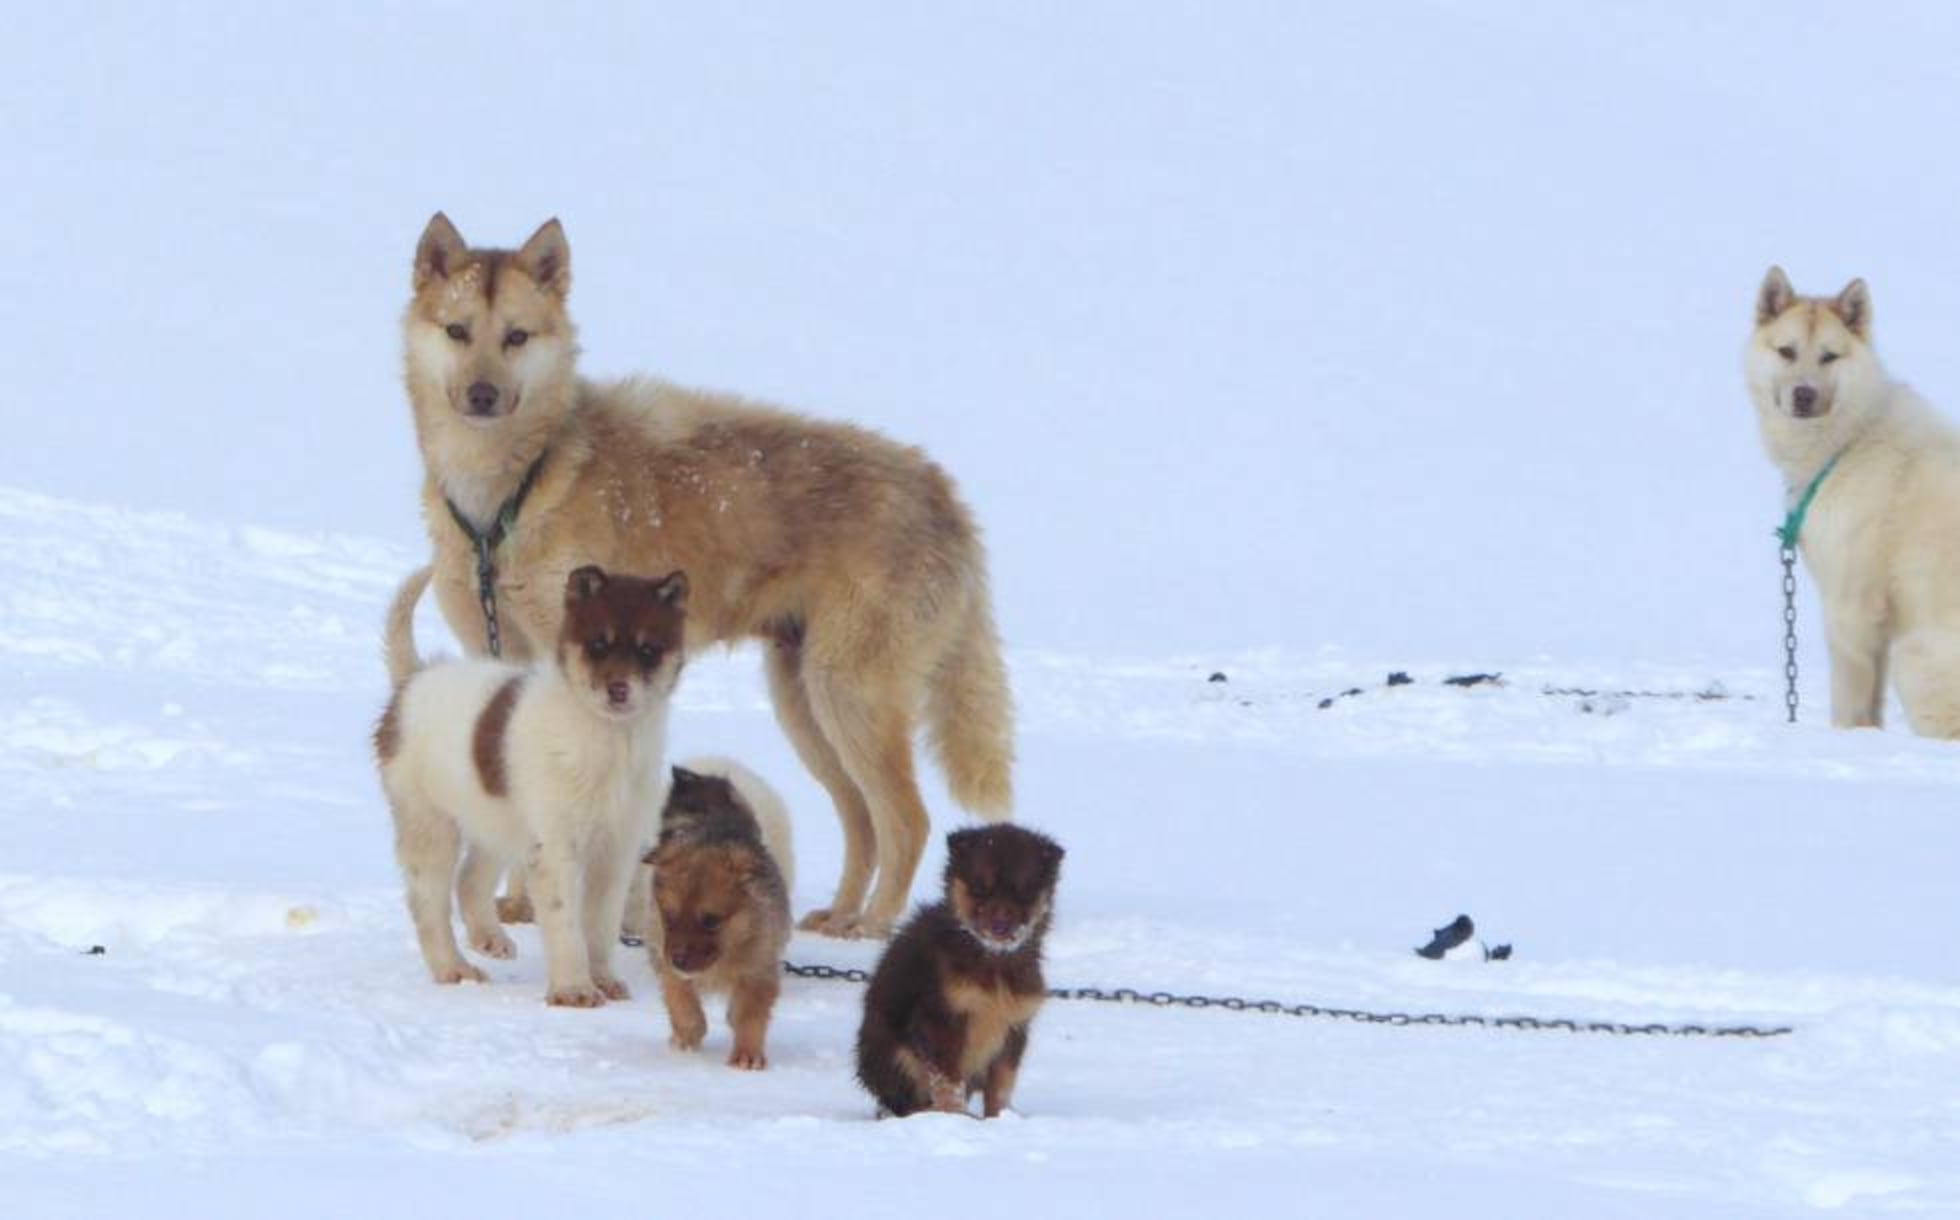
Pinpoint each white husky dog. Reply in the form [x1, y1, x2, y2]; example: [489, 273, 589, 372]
[1747, 267, 1960, 735]
[374, 563, 687, 1005]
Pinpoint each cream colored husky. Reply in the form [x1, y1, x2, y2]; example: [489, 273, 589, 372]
[400, 214, 1013, 938]
[1747, 267, 1960, 734]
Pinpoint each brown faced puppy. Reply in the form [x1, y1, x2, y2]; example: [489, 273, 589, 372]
[648, 764, 794, 1069]
[855, 825, 1063, 1117]
[374, 562, 686, 1006]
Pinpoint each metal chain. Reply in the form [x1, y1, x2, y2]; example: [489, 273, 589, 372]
[782, 962, 1792, 1040]
[474, 540, 503, 659]
[1540, 686, 1753, 703]
[1781, 543, 1800, 723]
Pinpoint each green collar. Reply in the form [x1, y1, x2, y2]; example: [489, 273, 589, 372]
[1776, 450, 1844, 550]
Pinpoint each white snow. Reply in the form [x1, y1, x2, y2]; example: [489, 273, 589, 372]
[7, 3, 1960, 1215]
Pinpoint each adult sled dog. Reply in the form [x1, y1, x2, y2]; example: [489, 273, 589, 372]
[1748, 267, 1960, 736]
[402, 213, 1013, 937]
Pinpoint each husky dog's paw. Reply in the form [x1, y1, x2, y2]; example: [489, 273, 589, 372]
[434, 961, 489, 985]
[799, 908, 889, 940]
[728, 1046, 768, 1071]
[469, 927, 517, 959]
[669, 1024, 707, 1052]
[496, 895, 536, 924]
[595, 976, 631, 1002]
[546, 983, 607, 1008]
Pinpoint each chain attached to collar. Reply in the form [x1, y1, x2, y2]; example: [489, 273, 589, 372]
[444, 454, 547, 659]
[1774, 449, 1842, 724]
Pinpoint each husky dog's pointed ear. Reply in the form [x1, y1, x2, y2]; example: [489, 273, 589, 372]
[516, 218, 571, 298]
[651, 570, 689, 609]
[671, 764, 703, 787]
[1831, 278, 1872, 339]
[1757, 266, 1795, 325]
[414, 213, 469, 291]
[566, 565, 608, 601]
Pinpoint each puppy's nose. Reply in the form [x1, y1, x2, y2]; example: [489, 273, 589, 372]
[1792, 385, 1818, 414]
[607, 680, 631, 706]
[467, 381, 500, 414]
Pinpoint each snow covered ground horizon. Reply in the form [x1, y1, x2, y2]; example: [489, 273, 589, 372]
[4, 484, 1957, 1217]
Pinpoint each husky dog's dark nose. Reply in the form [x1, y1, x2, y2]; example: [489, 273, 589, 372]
[467, 381, 500, 414]
[607, 680, 631, 706]
[1792, 385, 1819, 415]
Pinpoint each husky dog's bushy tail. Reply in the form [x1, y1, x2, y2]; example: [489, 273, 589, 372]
[384, 566, 433, 688]
[927, 592, 1014, 820]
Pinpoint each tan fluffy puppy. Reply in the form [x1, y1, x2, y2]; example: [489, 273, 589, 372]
[374, 563, 686, 1006]
[647, 761, 793, 1068]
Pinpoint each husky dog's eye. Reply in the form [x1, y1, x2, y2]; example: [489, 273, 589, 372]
[445, 322, 469, 343]
[1777, 344, 1797, 361]
[504, 328, 529, 348]
[585, 638, 608, 659]
[636, 643, 660, 666]
[1820, 351, 1840, 365]
[699, 913, 722, 932]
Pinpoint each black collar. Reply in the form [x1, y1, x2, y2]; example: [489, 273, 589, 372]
[445, 453, 547, 552]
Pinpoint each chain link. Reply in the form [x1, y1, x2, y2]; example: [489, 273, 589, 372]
[1781, 543, 1800, 724]
[1540, 686, 1752, 702]
[475, 542, 503, 659]
[782, 962, 1793, 1039]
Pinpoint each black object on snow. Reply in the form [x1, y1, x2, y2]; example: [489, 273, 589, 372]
[82, 945, 107, 957]
[1208, 672, 1228, 683]
[1444, 672, 1502, 688]
[1386, 671, 1414, 686]
[1415, 914, 1475, 959]
[1484, 943, 1513, 961]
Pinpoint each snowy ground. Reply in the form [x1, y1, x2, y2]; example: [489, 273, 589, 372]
[11, 3, 1960, 1214]
[4, 484, 1957, 1218]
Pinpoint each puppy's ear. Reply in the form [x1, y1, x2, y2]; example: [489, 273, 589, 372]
[1041, 836, 1065, 873]
[641, 845, 661, 866]
[566, 565, 608, 601]
[415, 213, 468, 291]
[516, 218, 571, 298]
[1831, 278, 1871, 339]
[946, 828, 981, 866]
[671, 764, 702, 786]
[652, 570, 689, 609]
[1757, 265, 1795, 325]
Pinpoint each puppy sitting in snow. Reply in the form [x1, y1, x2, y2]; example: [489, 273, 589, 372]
[856, 825, 1063, 1117]
[647, 758, 794, 1069]
[374, 562, 686, 1006]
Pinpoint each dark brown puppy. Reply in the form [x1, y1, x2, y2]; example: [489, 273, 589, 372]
[856, 825, 1064, 1117]
[648, 766, 792, 1069]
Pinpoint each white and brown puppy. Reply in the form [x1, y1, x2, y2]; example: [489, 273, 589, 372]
[374, 562, 687, 1005]
[1748, 268, 1960, 735]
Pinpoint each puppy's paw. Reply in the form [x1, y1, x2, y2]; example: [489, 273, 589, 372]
[727, 1046, 768, 1071]
[546, 984, 607, 1008]
[796, 907, 838, 933]
[669, 1026, 707, 1052]
[469, 927, 517, 959]
[595, 976, 631, 1002]
[434, 961, 489, 985]
[496, 895, 536, 924]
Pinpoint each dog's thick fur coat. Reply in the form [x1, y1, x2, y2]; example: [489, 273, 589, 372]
[374, 563, 687, 1005]
[1747, 267, 1960, 735]
[856, 825, 1063, 1118]
[647, 757, 794, 1069]
[402, 214, 1013, 937]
